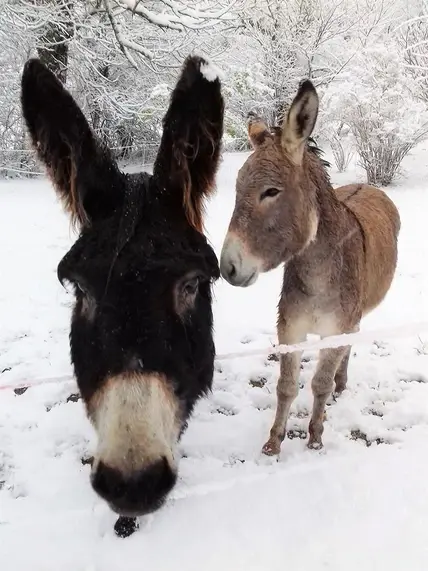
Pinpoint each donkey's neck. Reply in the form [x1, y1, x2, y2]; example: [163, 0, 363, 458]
[288, 175, 360, 294]
[315, 180, 355, 250]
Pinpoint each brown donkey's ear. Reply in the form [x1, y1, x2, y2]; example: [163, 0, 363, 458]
[282, 80, 319, 165]
[247, 112, 271, 148]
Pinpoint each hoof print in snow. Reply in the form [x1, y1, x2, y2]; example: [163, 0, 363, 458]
[371, 341, 390, 357]
[14, 387, 28, 396]
[267, 352, 279, 362]
[294, 410, 309, 419]
[114, 516, 139, 538]
[214, 362, 223, 373]
[47, 392, 82, 411]
[350, 430, 386, 447]
[249, 376, 267, 388]
[227, 455, 245, 466]
[81, 455, 94, 466]
[240, 335, 253, 345]
[399, 373, 427, 384]
[287, 428, 307, 440]
[367, 408, 384, 418]
[215, 407, 236, 416]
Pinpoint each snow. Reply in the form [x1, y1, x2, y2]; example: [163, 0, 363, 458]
[199, 58, 224, 83]
[1, 146, 428, 569]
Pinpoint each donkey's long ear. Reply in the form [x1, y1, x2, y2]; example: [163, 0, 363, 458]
[21, 59, 124, 228]
[153, 56, 224, 233]
[282, 80, 319, 166]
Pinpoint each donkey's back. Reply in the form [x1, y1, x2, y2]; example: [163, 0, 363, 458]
[335, 183, 400, 314]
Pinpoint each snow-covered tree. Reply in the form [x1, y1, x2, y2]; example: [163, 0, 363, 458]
[322, 41, 428, 184]
[0, 0, 235, 176]
[90, 0, 242, 68]
[2, 0, 428, 183]
[235, 0, 382, 126]
[396, 0, 428, 105]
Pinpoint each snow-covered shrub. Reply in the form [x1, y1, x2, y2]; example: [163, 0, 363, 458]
[329, 129, 354, 173]
[317, 117, 355, 173]
[324, 44, 428, 185]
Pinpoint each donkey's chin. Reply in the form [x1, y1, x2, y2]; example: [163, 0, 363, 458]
[108, 493, 168, 518]
[240, 270, 259, 287]
[223, 268, 259, 287]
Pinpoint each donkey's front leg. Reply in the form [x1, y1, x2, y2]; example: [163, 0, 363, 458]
[262, 320, 305, 456]
[308, 346, 348, 449]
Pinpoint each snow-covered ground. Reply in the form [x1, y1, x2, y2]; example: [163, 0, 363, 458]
[1, 146, 428, 570]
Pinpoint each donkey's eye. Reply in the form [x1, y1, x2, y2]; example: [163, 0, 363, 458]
[174, 274, 203, 317]
[183, 277, 199, 296]
[260, 187, 281, 201]
[75, 281, 87, 295]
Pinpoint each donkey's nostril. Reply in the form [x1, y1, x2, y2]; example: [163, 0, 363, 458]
[92, 462, 126, 502]
[229, 262, 237, 278]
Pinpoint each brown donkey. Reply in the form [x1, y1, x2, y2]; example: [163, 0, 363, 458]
[220, 80, 400, 455]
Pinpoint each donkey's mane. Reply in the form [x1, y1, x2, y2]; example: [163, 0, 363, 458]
[271, 124, 330, 173]
[305, 142, 333, 196]
[307, 137, 331, 170]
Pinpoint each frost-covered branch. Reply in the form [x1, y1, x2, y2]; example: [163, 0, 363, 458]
[97, 0, 241, 32]
[396, 1, 428, 103]
[103, 0, 143, 67]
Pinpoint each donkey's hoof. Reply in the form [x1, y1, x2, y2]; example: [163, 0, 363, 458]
[333, 388, 345, 400]
[307, 439, 323, 450]
[262, 439, 281, 456]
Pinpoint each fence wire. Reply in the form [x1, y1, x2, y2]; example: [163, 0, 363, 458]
[0, 138, 251, 179]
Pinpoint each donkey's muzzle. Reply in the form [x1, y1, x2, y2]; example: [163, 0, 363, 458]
[91, 457, 177, 517]
[220, 233, 260, 287]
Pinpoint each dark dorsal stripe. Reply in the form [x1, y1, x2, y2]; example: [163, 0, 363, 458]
[104, 173, 149, 296]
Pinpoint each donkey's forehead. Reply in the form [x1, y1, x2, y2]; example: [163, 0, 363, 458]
[60, 222, 218, 287]
[237, 145, 288, 190]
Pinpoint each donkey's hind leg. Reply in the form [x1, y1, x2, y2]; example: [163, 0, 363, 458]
[333, 345, 352, 397]
[308, 346, 348, 449]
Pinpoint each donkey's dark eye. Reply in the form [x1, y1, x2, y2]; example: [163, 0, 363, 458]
[260, 188, 280, 201]
[174, 274, 203, 317]
[183, 277, 199, 295]
[74, 281, 88, 296]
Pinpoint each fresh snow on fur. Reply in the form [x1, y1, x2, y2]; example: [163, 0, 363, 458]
[199, 58, 224, 82]
[1, 147, 428, 570]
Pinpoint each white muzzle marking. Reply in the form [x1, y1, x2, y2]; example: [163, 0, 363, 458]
[220, 233, 262, 287]
[91, 373, 180, 475]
